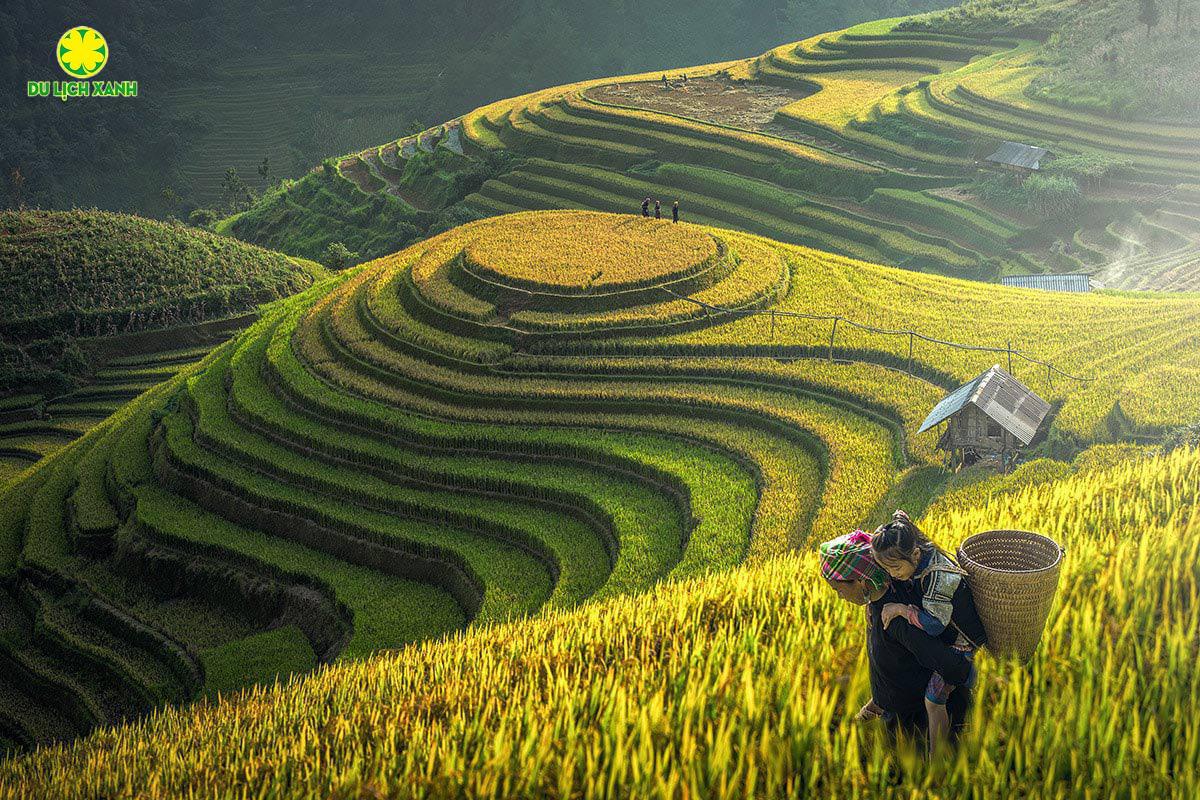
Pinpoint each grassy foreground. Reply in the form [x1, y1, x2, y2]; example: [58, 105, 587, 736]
[1, 441, 1196, 798]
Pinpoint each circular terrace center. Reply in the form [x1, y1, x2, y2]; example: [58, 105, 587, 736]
[462, 211, 718, 295]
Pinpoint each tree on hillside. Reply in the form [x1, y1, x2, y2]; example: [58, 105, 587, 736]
[219, 167, 256, 214]
[160, 187, 182, 217]
[188, 208, 219, 227]
[1138, 0, 1160, 37]
[325, 241, 360, 271]
[8, 167, 25, 210]
[257, 158, 271, 189]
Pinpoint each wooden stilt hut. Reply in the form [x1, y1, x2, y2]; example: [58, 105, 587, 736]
[918, 364, 1050, 471]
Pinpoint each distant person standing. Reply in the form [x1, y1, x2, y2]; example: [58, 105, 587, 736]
[672, 200, 679, 223]
[641, 197, 650, 217]
[654, 200, 661, 219]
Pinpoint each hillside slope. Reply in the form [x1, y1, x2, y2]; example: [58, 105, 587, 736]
[2, 407, 1196, 796]
[0, 210, 324, 485]
[0, 210, 1197, 760]
[0, 0, 952, 216]
[222, 0, 1200, 292]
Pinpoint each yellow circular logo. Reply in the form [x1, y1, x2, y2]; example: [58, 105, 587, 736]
[57, 26, 108, 79]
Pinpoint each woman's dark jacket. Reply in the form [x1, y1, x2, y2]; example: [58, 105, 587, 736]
[866, 580, 974, 732]
[913, 547, 989, 650]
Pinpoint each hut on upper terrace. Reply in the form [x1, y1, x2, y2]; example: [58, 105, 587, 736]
[1001, 273, 1093, 293]
[984, 141, 1051, 175]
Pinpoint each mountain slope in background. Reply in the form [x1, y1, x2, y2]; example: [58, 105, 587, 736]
[0, 0, 952, 217]
[221, 0, 1200, 294]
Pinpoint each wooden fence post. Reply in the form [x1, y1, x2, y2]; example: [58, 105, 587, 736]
[829, 317, 839, 362]
[1047, 363, 1053, 391]
[1007, 341, 1013, 373]
[770, 310, 775, 340]
[907, 332, 915, 375]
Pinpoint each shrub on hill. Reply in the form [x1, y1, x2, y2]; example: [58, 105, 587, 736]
[1024, 173, 1083, 220]
[972, 172, 1082, 221]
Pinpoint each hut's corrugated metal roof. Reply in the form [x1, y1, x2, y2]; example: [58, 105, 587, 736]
[917, 371, 990, 435]
[986, 141, 1049, 170]
[974, 366, 1051, 445]
[918, 364, 1051, 445]
[1001, 274, 1092, 293]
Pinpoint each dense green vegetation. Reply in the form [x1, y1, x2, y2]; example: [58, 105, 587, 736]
[218, 148, 518, 264]
[0, 210, 322, 395]
[910, 0, 1200, 119]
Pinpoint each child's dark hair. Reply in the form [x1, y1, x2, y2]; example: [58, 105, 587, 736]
[871, 509, 930, 562]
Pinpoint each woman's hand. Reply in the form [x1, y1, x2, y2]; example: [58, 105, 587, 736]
[855, 699, 884, 721]
[881, 602, 918, 629]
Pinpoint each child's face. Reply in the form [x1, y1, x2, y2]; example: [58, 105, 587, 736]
[876, 551, 918, 581]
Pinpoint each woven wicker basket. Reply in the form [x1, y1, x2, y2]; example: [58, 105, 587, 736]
[956, 530, 1064, 662]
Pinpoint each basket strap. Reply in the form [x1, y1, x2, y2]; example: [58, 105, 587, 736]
[951, 620, 983, 652]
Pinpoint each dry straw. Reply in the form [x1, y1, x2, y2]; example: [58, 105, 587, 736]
[957, 529, 1063, 661]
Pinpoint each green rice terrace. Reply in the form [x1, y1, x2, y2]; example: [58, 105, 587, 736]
[4, 1, 1200, 796]
[1, 208, 1199, 767]
[0, 210, 326, 487]
[222, 1, 1200, 294]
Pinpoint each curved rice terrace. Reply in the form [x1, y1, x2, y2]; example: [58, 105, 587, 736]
[234, 5, 1200, 293]
[6, 4, 1200, 793]
[0, 211, 328, 491]
[1, 209, 1199, 764]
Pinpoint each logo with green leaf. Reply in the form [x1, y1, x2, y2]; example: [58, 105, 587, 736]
[57, 26, 108, 79]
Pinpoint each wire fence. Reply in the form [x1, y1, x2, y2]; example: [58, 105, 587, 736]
[659, 288, 1095, 388]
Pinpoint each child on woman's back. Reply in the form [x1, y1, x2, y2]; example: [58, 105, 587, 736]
[871, 510, 988, 752]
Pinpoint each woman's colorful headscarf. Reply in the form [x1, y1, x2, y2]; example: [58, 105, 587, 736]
[819, 530, 889, 593]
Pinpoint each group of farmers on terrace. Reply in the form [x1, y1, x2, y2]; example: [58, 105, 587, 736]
[640, 197, 680, 223]
[820, 510, 987, 754]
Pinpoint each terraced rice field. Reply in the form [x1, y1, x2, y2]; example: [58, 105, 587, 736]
[0, 209, 326, 489]
[446, 23, 1052, 279]
[0, 346, 216, 488]
[335, 121, 467, 212]
[454, 30, 1052, 278]
[3, 210, 1199, 759]
[585, 76, 816, 130]
[239, 13, 1200, 293]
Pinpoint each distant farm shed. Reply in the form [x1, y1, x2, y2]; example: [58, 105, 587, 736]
[1001, 273, 1092, 293]
[985, 141, 1050, 172]
[919, 364, 1051, 468]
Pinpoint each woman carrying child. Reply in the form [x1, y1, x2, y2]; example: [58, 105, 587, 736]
[870, 510, 988, 754]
